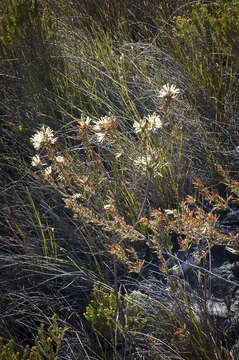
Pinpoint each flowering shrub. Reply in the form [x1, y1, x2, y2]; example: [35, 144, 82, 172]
[30, 83, 180, 272]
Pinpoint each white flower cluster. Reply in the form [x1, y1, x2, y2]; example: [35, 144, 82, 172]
[31, 154, 44, 167]
[133, 118, 147, 134]
[30, 125, 65, 177]
[134, 153, 163, 177]
[78, 115, 91, 128]
[158, 83, 180, 100]
[30, 125, 57, 151]
[145, 113, 162, 132]
[133, 113, 162, 135]
[31, 154, 53, 176]
[72, 193, 81, 200]
[44, 166, 52, 175]
[134, 154, 154, 168]
[93, 115, 117, 143]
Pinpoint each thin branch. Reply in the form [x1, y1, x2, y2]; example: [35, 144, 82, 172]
[135, 170, 152, 226]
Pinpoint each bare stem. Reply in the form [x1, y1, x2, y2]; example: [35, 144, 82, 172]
[135, 170, 152, 226]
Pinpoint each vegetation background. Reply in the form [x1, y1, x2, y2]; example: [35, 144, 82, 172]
[1, 0, 239, 358]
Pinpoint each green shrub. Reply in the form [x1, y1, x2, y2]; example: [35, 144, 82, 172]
[0, 315, 67, 360]
[84, 283, 148, 358]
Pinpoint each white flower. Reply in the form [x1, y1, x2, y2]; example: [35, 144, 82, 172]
[104, 204, 112, 210]
[72, 193, 81, 199]
[96, 132, 106, 143]
[145, 113, 162, 132]
[119, 53, 125, 62]
[78, 115, 91, 127]
[133, 119, 147, 134]
[104, 204, 116, 216]
[30, 132, 44, 151]
[133, 114, 162, 135]
[134, 154, 163, 177]
[55, 155, 65, 163]
[158, 83, 180, 99]
[30, 125, 57, 150]
[85, 116, 91, 126]
[165, 209, 175, 215]
[93, 116, 117, 143]
[93, 116, 112, 132]
[134, 154, 152, 169]
[115, 149, 124, 159]
[31, 154, 43, 167]
[44, 166, 52, 175]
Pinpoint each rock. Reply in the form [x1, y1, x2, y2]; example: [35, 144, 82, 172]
[126, 199, 239, 351]
[230, 343, 239, 359]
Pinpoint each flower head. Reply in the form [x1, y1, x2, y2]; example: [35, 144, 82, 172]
[93, 115, 117, 143]
[77, 115, 92, 140]
[31, 154, 44, 167]
[145, 113, 162, 132]
[30, 125, 57, 150]
[55, 155, 65, 163]
[96, 132, 106, 143]
[78, 115, 91, 130]
[133, 119, 147, 134]
[44, 166, 52, 175]
[134, 154, 154, 169]
[134, 153, 163, 177]
[158, 83, 180, 100]
[119, 53, 125, 63]
[104, 203, 117, 217]
[133, 113, 162, 135]
[93, 116, 117, 132]
[72, 193, 81, 200]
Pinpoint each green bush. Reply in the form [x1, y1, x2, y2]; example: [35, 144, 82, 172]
[0, 315, 67, 360]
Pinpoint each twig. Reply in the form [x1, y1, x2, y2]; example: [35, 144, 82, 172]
[135, 170, 152, 226]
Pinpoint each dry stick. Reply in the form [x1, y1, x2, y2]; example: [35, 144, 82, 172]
[135, 170, 152, 226]
[206, 237, 212, 298]
[113, 253, 121, 360]
[113, 254, 118, 355]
